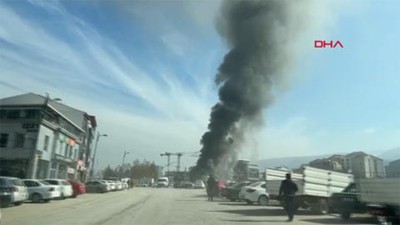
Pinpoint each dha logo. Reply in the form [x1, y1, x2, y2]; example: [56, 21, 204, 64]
[314, 40, 344, 48]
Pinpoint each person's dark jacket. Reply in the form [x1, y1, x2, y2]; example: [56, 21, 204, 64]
[279, 179, 298, 197]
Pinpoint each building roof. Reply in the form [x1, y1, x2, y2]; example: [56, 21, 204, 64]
[0, 92, 95, 130]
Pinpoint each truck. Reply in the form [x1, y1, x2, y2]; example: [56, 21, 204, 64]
[331, 178, 400, 224]
[358, 178, 400, 224]
[265, 166, 354, 214]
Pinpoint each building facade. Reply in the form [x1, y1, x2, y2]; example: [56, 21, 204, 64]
[0, 93, 96, 181]
[385, 159, 400, 178]
[343, 152, 385, 178]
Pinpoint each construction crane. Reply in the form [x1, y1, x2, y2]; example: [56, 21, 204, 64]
[160, 151, 199, 173]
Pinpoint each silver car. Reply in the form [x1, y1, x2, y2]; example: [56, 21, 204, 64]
[0, 176, 28, 206]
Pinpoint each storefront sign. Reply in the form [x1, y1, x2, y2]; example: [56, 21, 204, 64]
[67, 167, 75, 174]
[55, 154, 73, 163]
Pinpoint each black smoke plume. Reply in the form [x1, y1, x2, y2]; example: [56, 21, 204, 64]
[192, 0, 309, 177]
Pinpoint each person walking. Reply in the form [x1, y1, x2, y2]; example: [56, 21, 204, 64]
[279, 173, 298, 222]
[207, 175, 217, 201]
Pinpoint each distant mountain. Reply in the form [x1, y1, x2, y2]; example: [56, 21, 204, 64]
[378, 147, 400, 162]
[258, 154, 330, 170]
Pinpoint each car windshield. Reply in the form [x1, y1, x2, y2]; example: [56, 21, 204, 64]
[0, 1, 398, 225]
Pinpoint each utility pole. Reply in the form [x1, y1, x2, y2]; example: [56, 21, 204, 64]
[176, 153, 182, 172]
[122, 150, 130, 171]
[160, 152, 172, 176]
[90, 132, 108, 179]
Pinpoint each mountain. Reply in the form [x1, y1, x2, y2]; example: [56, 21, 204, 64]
[378, 147, 400, 162]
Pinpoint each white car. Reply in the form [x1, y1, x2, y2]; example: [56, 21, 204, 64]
[113, 181, 123, 190]
[23, 179, 61, 203]
[194, 180, 205, 189]
[239, 181, 270, 206]
[44, 179, 73, 199]
[0, 176, 28, 206]
[101, 180, 115, 191]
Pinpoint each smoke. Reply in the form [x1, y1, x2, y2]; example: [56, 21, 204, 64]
[192, 0, 312, 178]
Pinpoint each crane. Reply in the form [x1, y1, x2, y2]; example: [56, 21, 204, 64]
[160, 151, 200, 173]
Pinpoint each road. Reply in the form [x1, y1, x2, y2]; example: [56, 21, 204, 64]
[1, 188, 377, 225]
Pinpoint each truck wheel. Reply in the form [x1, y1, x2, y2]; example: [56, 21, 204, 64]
[318, 199, 329, 215]
[340, 211, 351, 221]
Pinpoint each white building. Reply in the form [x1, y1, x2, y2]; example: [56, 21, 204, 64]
[343, 151, 385, 178]
[0, 93, 97, 181]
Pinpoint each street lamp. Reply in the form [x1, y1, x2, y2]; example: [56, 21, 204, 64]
[90, 132, 108, 179]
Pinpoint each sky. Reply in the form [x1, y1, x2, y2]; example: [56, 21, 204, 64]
[0, 0, 399, 171]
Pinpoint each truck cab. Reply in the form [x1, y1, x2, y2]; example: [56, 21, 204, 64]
[330, 183, 367, 220]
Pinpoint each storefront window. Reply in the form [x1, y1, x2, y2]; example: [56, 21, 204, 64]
[0, 133, 9, 148]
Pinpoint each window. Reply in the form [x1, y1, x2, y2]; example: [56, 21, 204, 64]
[64, 144, 69, 157]
[43, 135, 50, 151]
[25, 109, 40, 119]
[0, 110, 6, 119]
[58, 140, 63, 154]
[69, 146, 73, 158]
[0, 133, 9, 148]
[14, 133, 25, 148]
[7, 110, 20, 119]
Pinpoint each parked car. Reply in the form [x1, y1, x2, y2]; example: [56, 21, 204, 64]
[222, 181, 252, 201]
[113, 180, 123, 190]
[23, 179, 61, 203]
[0, 176, 28, 207]
[85, 181, 108, 193]
[194, 180, 205, 189]
[67, 180, 86, 197]
[102, 180, 115, 191]
[216, 181, 227, 197]
[239, 181, 270, 206]
[183, 182, 195, 189]
[44, 179, 73, 199]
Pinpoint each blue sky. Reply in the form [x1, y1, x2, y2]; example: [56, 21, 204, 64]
[0, 0, 399, 170]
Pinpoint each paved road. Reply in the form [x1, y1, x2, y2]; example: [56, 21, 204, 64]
[1, 188, 376, 225]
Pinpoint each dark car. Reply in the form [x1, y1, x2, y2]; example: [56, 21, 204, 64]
[330, 183, 367, 220]
[68, 180, 86, 197]
[85, 181, 108, 193]
[222, 181, 252, 201]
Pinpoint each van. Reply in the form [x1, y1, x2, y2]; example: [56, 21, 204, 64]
[157, 177, 169, 187]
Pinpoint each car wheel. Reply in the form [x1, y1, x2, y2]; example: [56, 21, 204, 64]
[43, 199, 51, 203]
[258, 195, 269, 206]
[71, 194, 77, 198]
[31, 193, 42, 203]
[97, 188, 103, 193]
[245, 200, 253, 205]
[14, 201, 23, 206]
[340, 211, 351, 221]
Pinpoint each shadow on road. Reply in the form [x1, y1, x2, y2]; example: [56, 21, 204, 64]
[221, 219, 281, 223]
[300, 216, 376, 224]
[211, 208, 332, 217]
